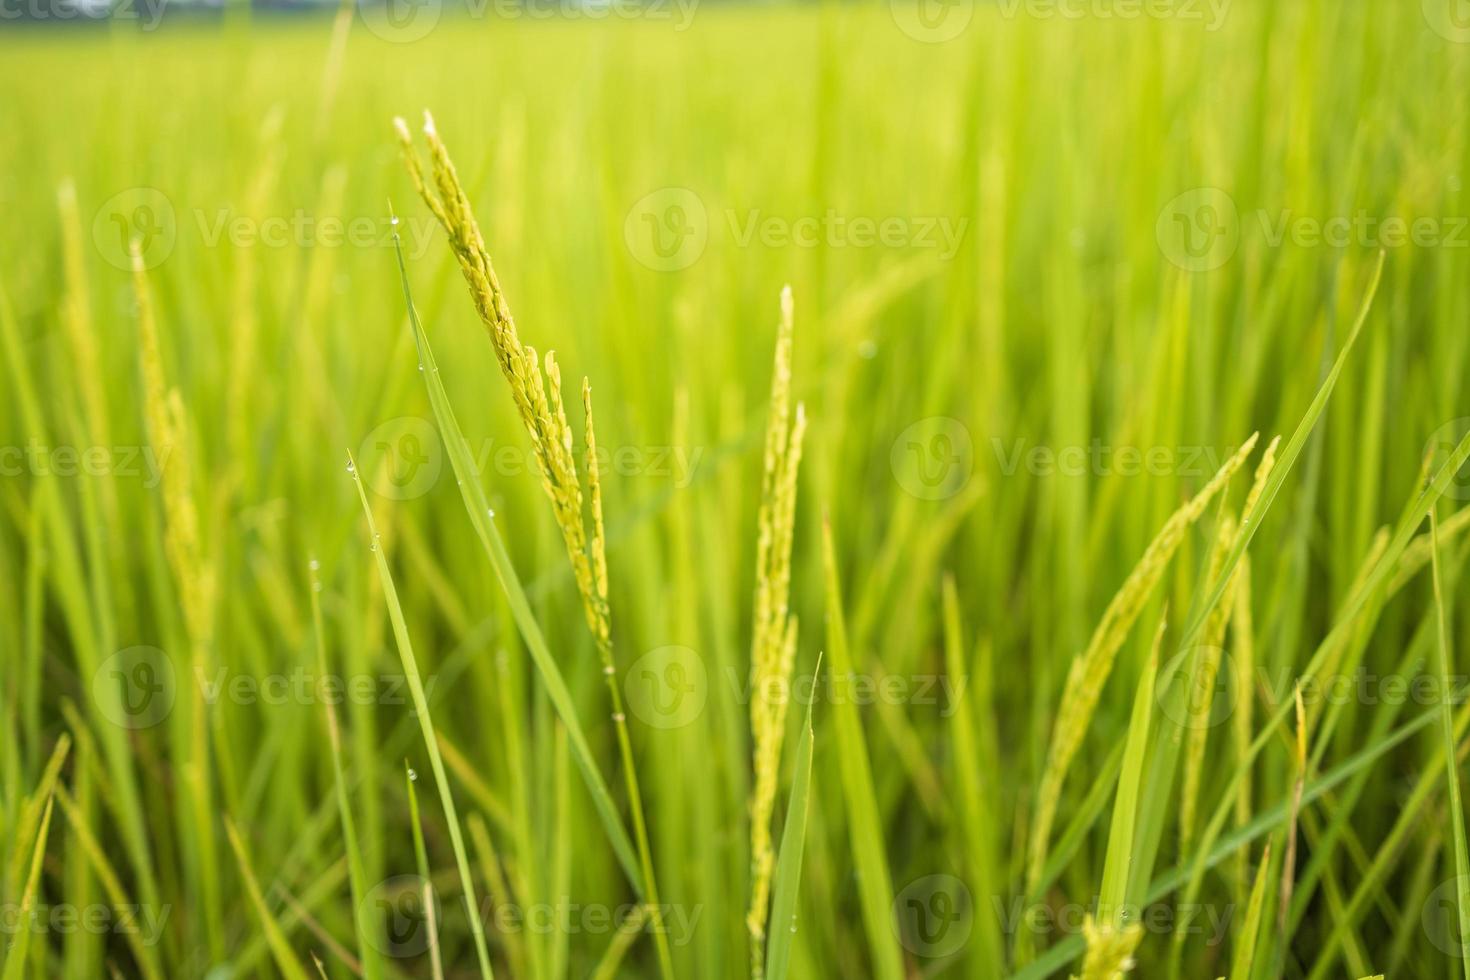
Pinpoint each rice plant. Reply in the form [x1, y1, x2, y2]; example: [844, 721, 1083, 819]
[4, 4, 1470, 978]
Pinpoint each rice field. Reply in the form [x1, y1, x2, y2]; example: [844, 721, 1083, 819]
[3, 2, 1470, 977]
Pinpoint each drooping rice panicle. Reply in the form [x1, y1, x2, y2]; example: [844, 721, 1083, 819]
[395, 114, 672, 980]
[1026, 432, 1259, 899]
[1180, 436, 1280, 852]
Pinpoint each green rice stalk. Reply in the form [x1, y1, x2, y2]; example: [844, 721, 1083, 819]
[469, 813, 528, 980]
[4, 734, 69, 902]
[941, 574, 1004, 969]
[817, 516, 904, 980]
[223, 817, 314, 980]
[1097, 614, 1166, 928]
[764, 655, 821, 980]
[349, 459, 496, 980]
[592, 906, 649, 980]
[1230, 555, 1255, 904]
[1074, 619, 1164, 980]
[406, 763, 446, 980]
[310, 558, 383, 980]
[1429, 506, 1470, 973]
[748, 286, 809, 977]
[1228, 839, 1273, 980]
[1, 795, 54, 980]
[1278, 687, 1307, 943]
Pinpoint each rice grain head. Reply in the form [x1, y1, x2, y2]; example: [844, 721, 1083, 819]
[746, 285, 807, 978]
[1180, 434, 1279, 850]
[1026, 432, 1260, 896]
[131, 242, 214, 666]
[395, 113, 609, 660]
[1077, 915, 1143, 980]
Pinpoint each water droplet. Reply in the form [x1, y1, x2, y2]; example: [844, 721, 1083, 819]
[612, 712, 625, 723]
[391, 214, 400, 226]
[346, 459, 356, 474]
[603, 665, 615, 676]
[309, 558, 320, 571]
[487, 508, 496, 519]
[408, 767, 418, 781]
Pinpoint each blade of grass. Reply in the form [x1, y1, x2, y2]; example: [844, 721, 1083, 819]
[1276, 688, 1307, 955]
[941, 575, 1002, 970]
[348, 458, 495, 980]
[1, 796, 54, 980]
[4, 734, 70, 901]
[1099, 615, 1164, 924]
[223, 817, 314, 980]
[1078, 617, 1163, 980]
[406, 763, 446, 980]
[468, 813, 527, 980]
[1429, 506, 1470, 973]
[1228, 839, 1273, 980]
[765, 654, 821, 980]
[591, 906, 648, 980]
[819, 515, 904, 980]
[311, 556, 384, 980]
